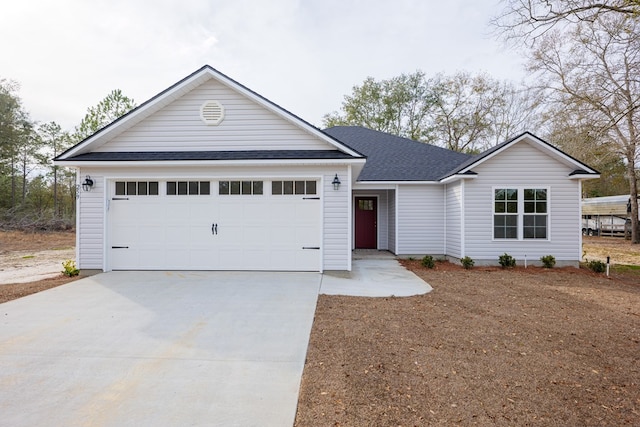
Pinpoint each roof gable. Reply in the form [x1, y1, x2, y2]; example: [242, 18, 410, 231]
[57, 66, 362, 160]
[445, 132, 600, 178]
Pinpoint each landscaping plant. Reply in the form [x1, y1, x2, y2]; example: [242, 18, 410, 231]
[498, 253, 516, 268]
[587, 259, 606, 273]
[540, 255, 556, 268]
[61, 260, 79, 277]
[421, 255, 435, 269]
[460, 256, 474, 269]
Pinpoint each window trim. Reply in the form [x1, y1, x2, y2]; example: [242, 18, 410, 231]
[492, 186, 550, 241]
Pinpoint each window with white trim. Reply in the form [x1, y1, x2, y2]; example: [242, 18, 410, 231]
[493, 188, 548, 240]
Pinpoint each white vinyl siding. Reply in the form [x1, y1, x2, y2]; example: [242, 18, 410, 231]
[95, 79, 332, 152]
[445, 182, 462, 258]
[396, 185, 445, 255]
[323, 167, 350, 270]
[353, 190, 389, 250]
[77, 170, 105, 270]
[463, 141, 581, 262]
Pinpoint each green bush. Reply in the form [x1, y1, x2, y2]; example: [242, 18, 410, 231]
[61, 259, 79, 277]
[460, 256, 474, 269]
[421, 255, 435, 269]
[498, 253, 516, 268]
[587, 259, 606, 273]
[540, 255, 556, 269]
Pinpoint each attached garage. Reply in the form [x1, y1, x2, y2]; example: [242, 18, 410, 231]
[53, 65, 362, 273]
[108, 178, 322, 271]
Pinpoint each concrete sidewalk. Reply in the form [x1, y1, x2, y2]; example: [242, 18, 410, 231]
[321, 258, 432, 297]
[0, 271, 320, 427]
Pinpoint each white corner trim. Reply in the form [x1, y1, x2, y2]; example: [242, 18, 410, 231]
[460, 180, 465, 258]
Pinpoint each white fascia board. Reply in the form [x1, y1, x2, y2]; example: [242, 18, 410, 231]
[54, 158, 366, 168]
[439, 174, 478, 184]
[354, 180, 442, 187]
[569, 174, 600, 180]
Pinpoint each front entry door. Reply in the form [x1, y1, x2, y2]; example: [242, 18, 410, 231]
[355, 197, 377, 249]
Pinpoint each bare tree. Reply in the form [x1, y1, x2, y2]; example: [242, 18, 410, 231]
[427, 72, 534, 153]
[527, 14, 640, 241]
[493, 0, 640, 43]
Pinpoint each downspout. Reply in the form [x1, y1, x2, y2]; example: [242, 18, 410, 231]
[443, 183, 447, 256]
[460, 180, 465, 259]
[347, 165, 353, 272]
[578, 180, 583, 262]
[395, 185, 399, 255]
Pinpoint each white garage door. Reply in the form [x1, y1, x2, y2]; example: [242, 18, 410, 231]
[108, 179, 321, 271]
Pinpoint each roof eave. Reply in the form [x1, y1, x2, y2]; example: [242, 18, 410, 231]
[54, 158, 366, 168]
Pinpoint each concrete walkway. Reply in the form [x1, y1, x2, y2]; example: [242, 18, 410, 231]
[0, 271, 320, 427]
[321, 258, 432, 297]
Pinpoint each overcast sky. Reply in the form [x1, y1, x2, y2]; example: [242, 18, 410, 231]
[0, 0, 525, 131]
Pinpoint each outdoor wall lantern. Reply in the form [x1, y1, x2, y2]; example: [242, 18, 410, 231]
[81, 175, 94, 192]
[332, 174, 341, 191]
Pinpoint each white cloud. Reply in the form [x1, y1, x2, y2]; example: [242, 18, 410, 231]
[0, 0, 524, 130]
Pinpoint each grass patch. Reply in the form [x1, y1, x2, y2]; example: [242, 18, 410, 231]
[21, 255, 35, 259]
[612, 264, 640, 276]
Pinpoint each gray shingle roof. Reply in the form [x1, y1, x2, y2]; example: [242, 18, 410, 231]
[64, 150, 354, 161]
[323, 126, 472, 181]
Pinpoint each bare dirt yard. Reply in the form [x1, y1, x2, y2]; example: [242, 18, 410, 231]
[295, 245, 640, 426]
[0, 231, 79, 303]
[1, 231, 639, 425]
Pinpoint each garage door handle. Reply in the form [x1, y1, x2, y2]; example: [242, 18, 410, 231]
[303, 197, 320, 200]
[212, 223, 218, 235]
[302, 247, 320, 250]
[112, 246, 129, 249]
[112, 197, 129, 200]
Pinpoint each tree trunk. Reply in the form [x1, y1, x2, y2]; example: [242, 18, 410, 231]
[53, 166, 58, 218]
[626, 152, 639, 244]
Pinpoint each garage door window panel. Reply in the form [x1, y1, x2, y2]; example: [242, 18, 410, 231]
[219, 180, 264, 195]
[272, 180, 318, 195]
[115, 181, 159, 196]
[167, 181, 211, 196]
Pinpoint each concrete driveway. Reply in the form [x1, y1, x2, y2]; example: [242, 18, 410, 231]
[0, 271, 320, 427]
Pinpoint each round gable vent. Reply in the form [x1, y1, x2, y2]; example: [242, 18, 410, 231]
[200, 100, 225, 125]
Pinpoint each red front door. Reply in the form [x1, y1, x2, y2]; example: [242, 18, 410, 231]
[355, 197, 377, 249]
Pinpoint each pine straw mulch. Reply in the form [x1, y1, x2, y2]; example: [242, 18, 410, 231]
[295, 261, 640, 426]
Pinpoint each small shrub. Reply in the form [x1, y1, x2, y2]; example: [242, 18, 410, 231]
[408, 256, 415, 261]
[421, 255, 435, 269]
[540, 255, 556, 269]
[587, 259, 606, 273]
[498, 253, 516, 268]
[460, 256, 474, 269]
[62, 259, 79, 277]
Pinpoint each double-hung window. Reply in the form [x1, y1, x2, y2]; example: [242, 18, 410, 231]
[493, 188, 548, 240]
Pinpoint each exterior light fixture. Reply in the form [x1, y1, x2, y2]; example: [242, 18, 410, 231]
[332, 174, 341, 190]
[81, 175, 94, 192]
